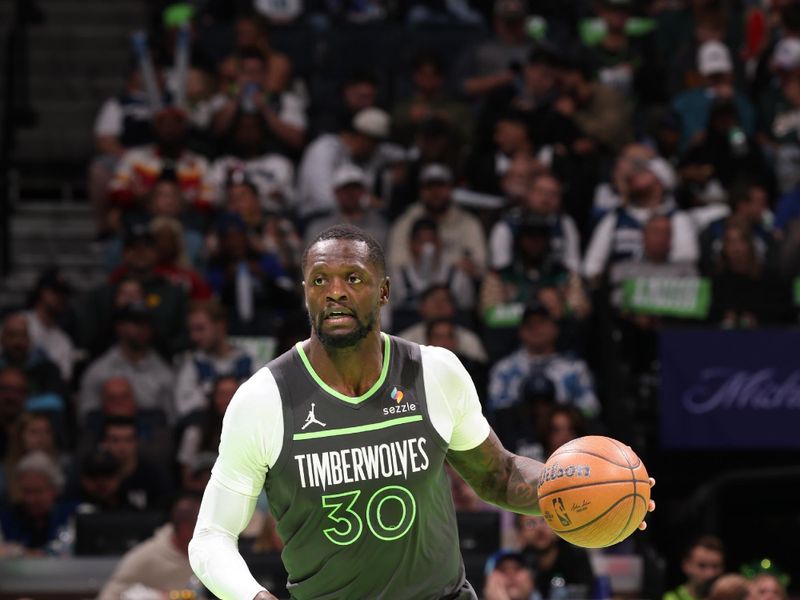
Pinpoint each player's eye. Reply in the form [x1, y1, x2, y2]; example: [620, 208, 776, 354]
[348, 274, 362, 284]
[313, 276, 326, 286]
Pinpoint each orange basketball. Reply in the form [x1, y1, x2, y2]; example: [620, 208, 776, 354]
[536, 435, 650, 548]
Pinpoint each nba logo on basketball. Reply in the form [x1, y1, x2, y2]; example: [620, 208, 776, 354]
[552, 497, 572, 526]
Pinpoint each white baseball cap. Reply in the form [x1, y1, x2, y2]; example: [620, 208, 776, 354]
[647, 157, 676, 191]
[774, 37, 800, 71]
[352, 108, 390, 139]
[333, 163, 367, 189]
[419, 163, 453, 185]
[698, 41, 733, 76]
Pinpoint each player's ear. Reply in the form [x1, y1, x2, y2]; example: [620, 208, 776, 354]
[380, 276, 390, 306]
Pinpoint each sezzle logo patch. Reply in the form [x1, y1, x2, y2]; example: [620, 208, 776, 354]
[384, 386, 417, 416]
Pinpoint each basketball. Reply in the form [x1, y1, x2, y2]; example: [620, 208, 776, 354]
[537, 436, 650, 548]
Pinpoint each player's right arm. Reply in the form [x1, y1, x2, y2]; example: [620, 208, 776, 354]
[188, 368, 283, 600]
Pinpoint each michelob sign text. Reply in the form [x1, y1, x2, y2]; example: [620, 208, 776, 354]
[660, 330, 800, 448]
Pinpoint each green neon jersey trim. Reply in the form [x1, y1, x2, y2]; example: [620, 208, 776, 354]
[295, 332, 391, 404]
[293, 415, 423, 441]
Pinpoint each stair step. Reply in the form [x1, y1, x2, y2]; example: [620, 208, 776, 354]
[14, 253, 105, 269]
[41, 11, 145, 28]
[14, 201, 94, 216]
[0, 266, 108, 312]
[29, 75, 123, 99]
[0, 266, 107, 289]
[12, 220, 96, 237]
[0, 292, 28, 312]
[39, 0, 146, 19]
[15, 124, 94, 158]
[30, 24, 145, 40]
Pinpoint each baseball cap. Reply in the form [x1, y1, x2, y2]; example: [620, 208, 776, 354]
[598, 0, 633, 10]
[698, 41, 733, 76]
[417, 116, 450, 139]
[155, 103, 188, 118]
[646, 157, 677, 192]
[225, 169, 259, 196]
[419, 163, 453, 185]
[16, 451, 65, 492]
[657, 109, 682, 132]
[518, 213, 552, 236]
[522, 300, 554, 321]
[215, 211, 248, 235]
[123, 220, 155, 247]
[333, 163, 367, 189]
[521, 371, 556, 401]
[485, 550, 528, 574]
[352, 108, 390, 139]
[113, 301, 152, 324]
[162, 3, 195, 28]
[528, 43, 559, 67]
[494, 0, 527, 20]
[35, 267, 72, 296]
[81, 449, 120, 478]
[774, 37, 800, 71]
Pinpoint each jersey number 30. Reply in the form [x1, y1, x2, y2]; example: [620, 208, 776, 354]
[321, 485, 417, 545]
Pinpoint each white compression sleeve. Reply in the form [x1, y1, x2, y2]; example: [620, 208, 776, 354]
[188, 475, 267, 600]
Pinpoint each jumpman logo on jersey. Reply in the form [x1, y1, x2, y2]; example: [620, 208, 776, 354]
[302, 403, 326, 430]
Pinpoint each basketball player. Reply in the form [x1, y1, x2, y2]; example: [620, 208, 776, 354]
[188, 225, 655, 599]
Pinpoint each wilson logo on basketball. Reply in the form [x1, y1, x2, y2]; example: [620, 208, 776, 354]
[537, 462, 591, 489]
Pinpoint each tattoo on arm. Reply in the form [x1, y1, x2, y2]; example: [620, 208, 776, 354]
[446, 430, 543, 515]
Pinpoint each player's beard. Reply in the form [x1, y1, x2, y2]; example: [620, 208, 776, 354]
[312, 307, 377, 349]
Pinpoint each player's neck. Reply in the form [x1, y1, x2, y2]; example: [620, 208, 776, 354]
[306, 331, 384, 397]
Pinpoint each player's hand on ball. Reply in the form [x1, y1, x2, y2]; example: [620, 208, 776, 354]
[253, 591, 279, 600]
[637, 477, 656, 531]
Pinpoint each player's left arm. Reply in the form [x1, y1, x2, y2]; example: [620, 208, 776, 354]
[425, 345, 544, 515]
[446, 429, 544, 515]
[447, 432, 656, 527]
[429, 346, 656, 523]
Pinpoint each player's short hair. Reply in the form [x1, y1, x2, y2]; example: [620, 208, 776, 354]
[685, 534, 725, 558]
[302, 224, 386, 277]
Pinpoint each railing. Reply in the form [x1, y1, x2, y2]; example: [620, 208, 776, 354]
[673, 465, 800, 532]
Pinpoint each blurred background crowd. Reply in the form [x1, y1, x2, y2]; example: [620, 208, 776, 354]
[0, 0, 798, 598]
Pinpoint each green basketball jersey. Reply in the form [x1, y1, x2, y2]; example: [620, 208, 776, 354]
[264, 334, 476, 600]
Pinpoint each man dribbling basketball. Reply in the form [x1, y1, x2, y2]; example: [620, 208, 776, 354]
[188, 225, 655, 599]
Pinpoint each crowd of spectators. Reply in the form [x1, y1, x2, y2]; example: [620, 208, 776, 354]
[2, 0, 800, 597]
